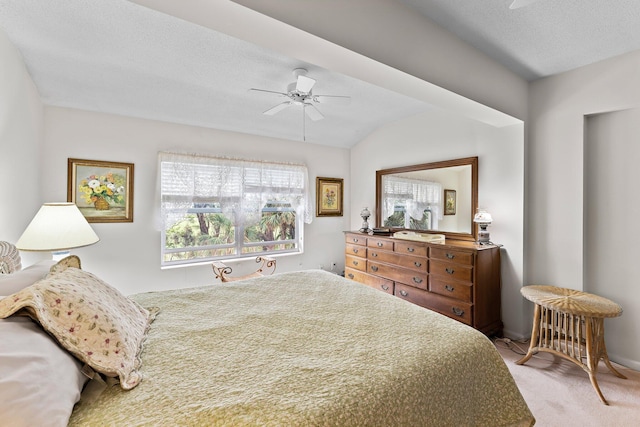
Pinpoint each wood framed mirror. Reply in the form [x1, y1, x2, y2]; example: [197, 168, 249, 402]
[375, 157, 478, 241]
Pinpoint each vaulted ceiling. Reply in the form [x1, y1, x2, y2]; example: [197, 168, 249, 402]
[1, 0, 638, 147]
[398, 0, 640, 81]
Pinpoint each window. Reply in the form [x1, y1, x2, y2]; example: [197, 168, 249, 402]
[159, 152, 311, 267]
[382, 175, 442, 230]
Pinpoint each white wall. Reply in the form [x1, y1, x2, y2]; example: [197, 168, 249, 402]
[351, 110, 525, 337]
[0, 29, 44, 267]
[39, 107, 350, 295]
[584, 109, 640, 369]
[529, 51, 640, 368]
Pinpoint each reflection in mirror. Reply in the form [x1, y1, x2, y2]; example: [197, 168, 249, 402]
[376, 157, 478, 241]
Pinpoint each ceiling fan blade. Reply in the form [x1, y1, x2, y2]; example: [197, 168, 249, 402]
[296, 75, 316, 93]
[509, 0, 540, 9]
[304, 104, 324, 121]
[313, 95, 351, 105]
[263, 101, 291, 116]
[249, 88, 288, 96]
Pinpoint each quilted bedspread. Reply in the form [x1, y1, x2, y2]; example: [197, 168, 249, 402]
[69, 270, 534, 426]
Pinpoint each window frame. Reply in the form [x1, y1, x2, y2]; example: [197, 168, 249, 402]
[159, 153, 309, 268]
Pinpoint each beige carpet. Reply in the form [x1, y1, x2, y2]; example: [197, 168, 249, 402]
[494, 339, 640, 427]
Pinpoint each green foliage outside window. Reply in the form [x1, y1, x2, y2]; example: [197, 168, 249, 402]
[164, 202, 296, 262]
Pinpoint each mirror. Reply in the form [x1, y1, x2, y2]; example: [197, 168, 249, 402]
[375, 157, 478, 241]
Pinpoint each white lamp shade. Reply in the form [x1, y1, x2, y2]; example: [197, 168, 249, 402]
[473, 211, 493, 223]
[16, 203, 99, 251]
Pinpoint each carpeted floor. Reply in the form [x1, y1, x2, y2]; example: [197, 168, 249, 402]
[494, 339, 640, 427]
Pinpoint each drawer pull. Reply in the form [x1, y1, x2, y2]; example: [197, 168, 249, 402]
[352, 260, 359, 266]
[399, 290, 408, 297]
[371, 252, 378, 257]
[414, 261, 422, 267]
[445, 268, 455, 275]
[377, 242, 383, 247]
[452, 307, 465, 317]
[347, 273, 354, 279]
[370, 265, 379, 272]
[446, 253, 455, 259]
[412, 277, 423, 284]
[352, 238, 359, 243]
[381, 284, 389, 291]
[353, 248, 359, 254]
[445, 285, 455, 292]
[407, 247, 415, 253]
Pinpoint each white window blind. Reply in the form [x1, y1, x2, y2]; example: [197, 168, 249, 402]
[382, 175, 443, 228]
[158, 152, 311, 266]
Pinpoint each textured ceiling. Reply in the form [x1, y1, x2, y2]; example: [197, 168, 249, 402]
[398, 0, 640, 81]
[2, 0, 637, 149]
[0, 0, 432, 148]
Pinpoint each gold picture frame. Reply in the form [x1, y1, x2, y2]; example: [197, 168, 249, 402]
[444, 189, 456, 215]
[67, 158, 134, 223]
[316, 177, 343, 217]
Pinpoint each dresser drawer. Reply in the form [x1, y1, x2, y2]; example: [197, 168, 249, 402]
[345, 268, 394, 294]
[430, 247, 474, 266]
[367, 237, 394, 251]
[430, 259, 473, 283]
[367, 249, 426, 273]
[345, 254, 366, 271]
[345, 233, 367, 246]
[395, 283, 472, 325]
[393, 241, 428, 257]
[346, 243, 367, 257]
[430, 276, 472, 303]
[369, 261, 427, 290]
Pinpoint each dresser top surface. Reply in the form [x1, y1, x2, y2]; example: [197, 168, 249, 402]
[344, 231, 500, 251]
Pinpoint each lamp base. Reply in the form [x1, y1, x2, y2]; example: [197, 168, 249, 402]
[51, 250, 71, 262]
[477, 228, 491, 245]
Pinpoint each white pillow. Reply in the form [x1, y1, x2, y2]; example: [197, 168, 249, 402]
[0, 260, 54, 296]
[0, 316, 89, 427]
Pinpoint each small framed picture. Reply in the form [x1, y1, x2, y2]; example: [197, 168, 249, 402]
[67, 158, 134, 223]
[316, 177, 343, 217]
[444, 189, 456, 216]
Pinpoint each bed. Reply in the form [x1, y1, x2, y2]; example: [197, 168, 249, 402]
[0, 256, 534, 426]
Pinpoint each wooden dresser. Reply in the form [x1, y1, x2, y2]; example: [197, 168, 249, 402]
[344, 231, 502, 336]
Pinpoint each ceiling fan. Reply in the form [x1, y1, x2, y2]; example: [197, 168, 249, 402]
[249, 68, 350, 140]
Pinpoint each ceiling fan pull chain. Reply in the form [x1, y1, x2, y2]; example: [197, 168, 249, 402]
[302, 106, 306, 142]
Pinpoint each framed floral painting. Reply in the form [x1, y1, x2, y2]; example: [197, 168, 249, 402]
[67, 158, 134, 223]
[444, 189, 456, 216]
[316, 177, 343, 217]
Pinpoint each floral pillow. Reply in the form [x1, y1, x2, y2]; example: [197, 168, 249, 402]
[48, 255, 81, 275]
[0, 267, 158, 390]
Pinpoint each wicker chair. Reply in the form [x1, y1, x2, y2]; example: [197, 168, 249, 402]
[0, 241, 21, 275]
[212, 256, 276, 282]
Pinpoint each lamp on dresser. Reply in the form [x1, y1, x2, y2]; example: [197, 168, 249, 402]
[16, 202, 100, 261]
[359, 207, 371, 233]
[473, 209, 493, 245]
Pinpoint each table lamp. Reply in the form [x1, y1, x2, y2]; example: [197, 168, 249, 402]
[360, 207, 371, 233]
[16, 202, 100, 261]
[473, 209, 493, 245]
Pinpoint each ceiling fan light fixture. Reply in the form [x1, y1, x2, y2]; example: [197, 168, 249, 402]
[296, 74, 316, 93]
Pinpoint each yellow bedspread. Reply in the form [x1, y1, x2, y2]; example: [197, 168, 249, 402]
[69, 270, 534, 426]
